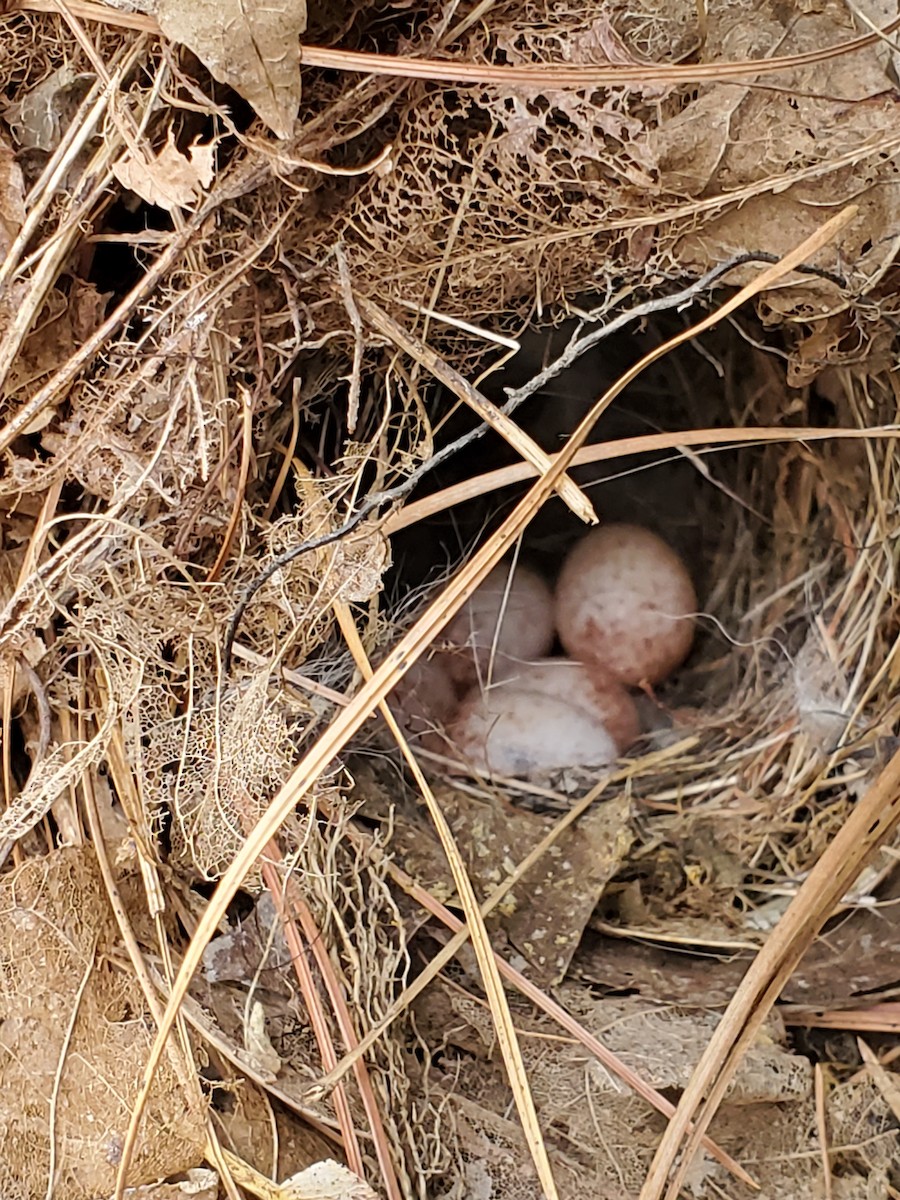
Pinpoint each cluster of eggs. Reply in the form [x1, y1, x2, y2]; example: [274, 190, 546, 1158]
[390, 523, 697, 777]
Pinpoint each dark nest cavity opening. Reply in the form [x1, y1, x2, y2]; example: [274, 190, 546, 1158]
[387, 309, 850, 707]
[351, 301, 900, 933]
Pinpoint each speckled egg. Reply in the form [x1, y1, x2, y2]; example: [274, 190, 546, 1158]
[555, 524, 697, 686]
[491, 657, 640, 753]
[441, 562, 554, 686]
[389, 655, 458, 738]
[444, 684, 619, 777]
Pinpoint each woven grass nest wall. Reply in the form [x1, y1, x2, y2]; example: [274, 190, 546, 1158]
[2, 1, 900, 1197]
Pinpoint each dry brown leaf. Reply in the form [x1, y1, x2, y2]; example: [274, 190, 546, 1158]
[112, 132, 216, 212]
[282, 1161, 379, 1200]
[415, 979, 813, 1198]
[0, 848, 206, 1195]
[394, 786, 633, 984]
[656, 1, 900, 340]
[573, 929, 751, 1008]
[202, 892, 291, 990]
[155, 0, 306, 139]
[244, 999, 283, 1080]
[0, 132, 25, 250]
[4, 65, 95, 153]
[646, 86, 747, 195]
[211, 1075, 334, 1182]
[577, 861, 900, 1012]
[419, 982, 810, 1105]
[69, 278, 113, 342]
[2, 286, 75, 417]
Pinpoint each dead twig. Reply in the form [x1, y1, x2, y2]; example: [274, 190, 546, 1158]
[357, 294, 596, 524]
[10, 0, 900, 84]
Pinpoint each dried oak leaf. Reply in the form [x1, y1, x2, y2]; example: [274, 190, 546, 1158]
[0, 848, 206, 1194]
[155, 0, 306, 139]
[113, 132, 216, 212]
[648, 0, 900, 327]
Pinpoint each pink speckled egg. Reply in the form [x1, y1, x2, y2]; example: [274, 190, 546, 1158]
[441, 562, 554, 686]
[492, 657, 639, 753]
[445, 685, 619, 776]
[555, 525, 697, 687]
[389, 655, 458, 738]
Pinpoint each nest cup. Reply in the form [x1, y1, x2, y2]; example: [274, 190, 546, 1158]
[384, 309, 899, 903]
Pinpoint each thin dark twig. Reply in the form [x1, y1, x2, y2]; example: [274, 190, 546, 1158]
[223, 252, 850, 671]
[502, 254, 848, 411]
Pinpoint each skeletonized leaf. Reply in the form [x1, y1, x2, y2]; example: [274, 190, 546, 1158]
[156, 0, 306, 139]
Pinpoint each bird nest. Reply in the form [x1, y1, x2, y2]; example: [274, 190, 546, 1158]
[1, 0, 900, 1197]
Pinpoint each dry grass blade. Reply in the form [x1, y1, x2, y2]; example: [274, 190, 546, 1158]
[255, 848, 366, 1181]
[10, 0, 900, 84]
[3, 480, 62, 868]
[638, 744, 900, 1200]
[332, 600, 559, 1199]
[814, 1064, 833, 1200]
[46, 938, 97, 1200]
[858, 1039, 900, 1124]
[358, 296, 596, 524]
[259, 841, 400, 1198]
[302, 20, 900, 85]
[205, 1148, 284, 1200]
[113, 205, 857, 1199]
[784, 1005, 900, 1034]
[385, 425, 900, 534]
[207, 389, 254, 583]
